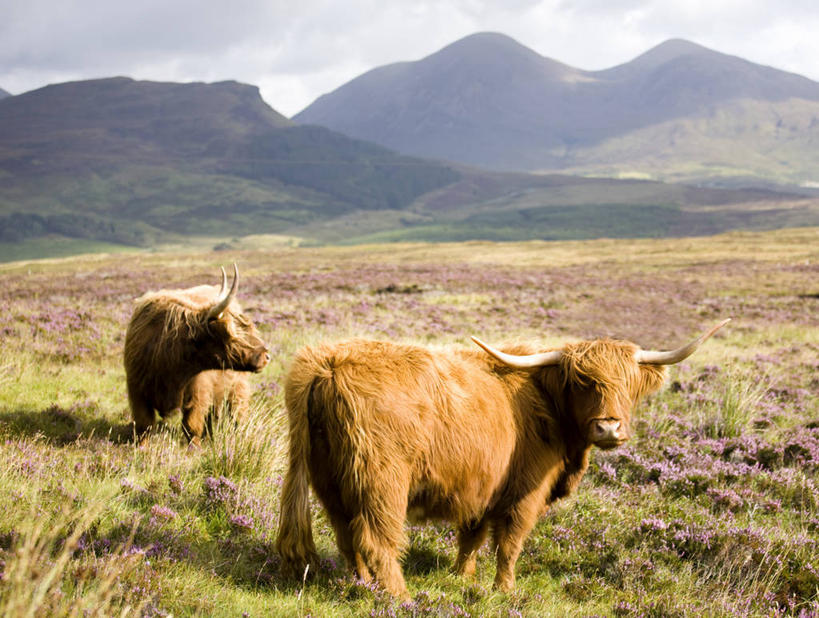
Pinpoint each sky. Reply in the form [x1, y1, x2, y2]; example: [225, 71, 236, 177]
[2, 0, 818, 118]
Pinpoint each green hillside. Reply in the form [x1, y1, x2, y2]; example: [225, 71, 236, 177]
[553, 98, 819, 186]
[0, 78, 459, 246]
[289, 171, 819, 244]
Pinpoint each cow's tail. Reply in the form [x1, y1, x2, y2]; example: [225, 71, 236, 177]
[276, 351, 323, 579]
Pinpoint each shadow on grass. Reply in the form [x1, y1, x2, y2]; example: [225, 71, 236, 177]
[78, 518, 333, 596]
[84, 510, 453, 599]
[403, 545, 451, 576]
[0, 405, 135, 444]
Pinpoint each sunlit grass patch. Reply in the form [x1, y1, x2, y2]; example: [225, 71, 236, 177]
[199, 397, 287, 481]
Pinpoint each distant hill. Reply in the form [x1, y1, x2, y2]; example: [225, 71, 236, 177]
[290, 170, 819, 245]
[0, 77, 459, 245]
[0, 87, 9, 99]
[295, 33, 819, 186]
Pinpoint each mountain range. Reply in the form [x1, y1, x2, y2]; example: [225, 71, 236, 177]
[1, 36, 818, 257]
[296, 33, 819, 186]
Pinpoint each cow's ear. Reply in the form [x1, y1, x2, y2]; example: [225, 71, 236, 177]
[201, 309, 227, 330]
[537, 366, 567, 414]
[636, 364, 667, 398]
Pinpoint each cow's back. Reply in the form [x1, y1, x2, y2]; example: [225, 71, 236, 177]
[286, 339, 521, 524]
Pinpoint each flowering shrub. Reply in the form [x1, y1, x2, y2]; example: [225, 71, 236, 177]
[203, 476, 238, 506]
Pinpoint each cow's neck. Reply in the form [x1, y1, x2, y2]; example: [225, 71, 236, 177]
[536, 371, 593, 505]
[548, 443, 592, 504]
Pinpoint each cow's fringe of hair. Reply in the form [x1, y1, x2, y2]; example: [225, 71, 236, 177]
[559, 339, 639, 388]
[557, 339, 667, 414]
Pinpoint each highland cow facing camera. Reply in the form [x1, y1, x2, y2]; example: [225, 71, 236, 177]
[277, 320, 729, 599]
[123, 264, 269, 443]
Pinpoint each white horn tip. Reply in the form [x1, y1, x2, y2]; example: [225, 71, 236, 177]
[470, 336, 489, 350]
[707, 318, 732, 338]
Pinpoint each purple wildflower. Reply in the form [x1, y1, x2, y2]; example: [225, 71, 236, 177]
[230, 514, 254, 530]
[204, 476, 238, 505]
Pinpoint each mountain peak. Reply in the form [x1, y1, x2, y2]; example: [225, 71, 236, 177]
[295, 31, 819, 178]
[436, 31, 534, 54]
[645, 38, 712, 58]
[598, 38, 718, 78]
[428, 31, 573, 76]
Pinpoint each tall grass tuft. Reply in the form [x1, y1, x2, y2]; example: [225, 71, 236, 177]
[199, 398, 287, 481]
[696, 372, 769, 438]
[0, 500, 147, 617]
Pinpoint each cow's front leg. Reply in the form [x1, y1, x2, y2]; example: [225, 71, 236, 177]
[127, 385, 155, 442]
[491, 497, 541, 592]
[182, 383, 210, 446]
[454, 518, 489, 577]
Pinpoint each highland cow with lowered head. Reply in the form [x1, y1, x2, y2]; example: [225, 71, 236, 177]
[123, 264, 269, 443]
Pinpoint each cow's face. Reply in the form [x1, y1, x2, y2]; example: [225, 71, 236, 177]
[562, 345, 666, 450]
[473, 322, 728, 450]
[194, 307, 269, 372]
[569, 382, 634, 450]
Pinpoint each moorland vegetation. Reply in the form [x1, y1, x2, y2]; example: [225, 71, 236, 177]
[0, 229, 817, 616]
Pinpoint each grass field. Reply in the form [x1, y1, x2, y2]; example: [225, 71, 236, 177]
[0, 228, 817, 616]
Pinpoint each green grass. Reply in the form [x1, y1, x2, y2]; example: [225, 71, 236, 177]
[339, 203, 687, 244]
[0, 236, 138, 263]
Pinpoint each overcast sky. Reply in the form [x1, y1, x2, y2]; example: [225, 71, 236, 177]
[2, 0, 818, 117]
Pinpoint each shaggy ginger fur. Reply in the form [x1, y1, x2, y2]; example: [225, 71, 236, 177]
[276, 337, 668, 599]
[123, 280, 268, 443]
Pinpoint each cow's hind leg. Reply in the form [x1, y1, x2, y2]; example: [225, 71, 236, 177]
[317, 487, 372, 582]
[454, 518, 489, 577]
[326, 512, 371, 582]
[350, 495, 409, 600]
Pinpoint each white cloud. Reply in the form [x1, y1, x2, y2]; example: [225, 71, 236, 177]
[0, 0, 817, 116]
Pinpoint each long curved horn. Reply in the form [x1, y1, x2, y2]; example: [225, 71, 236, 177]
[217, 266, 227, 298]
[206, 263, 239, 320]
[634, 318, 731, 365]
[471, 336, 562, 368]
